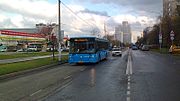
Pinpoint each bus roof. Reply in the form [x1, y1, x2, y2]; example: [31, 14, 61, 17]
[69, 36, 96, 39]
[69, 37, 108, 42]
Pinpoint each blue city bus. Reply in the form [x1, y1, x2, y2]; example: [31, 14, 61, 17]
[69, 37, 109, 64]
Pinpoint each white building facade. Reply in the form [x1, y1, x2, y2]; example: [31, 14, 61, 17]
[122, 21, 132, 44]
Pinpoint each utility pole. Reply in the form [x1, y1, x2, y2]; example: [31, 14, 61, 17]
[52, 33, 55, 60]
[58, 0, 61, 62]
[104, 16, 111, 39]
[159, 16, 162, 52]
[104, 21, 107, 39]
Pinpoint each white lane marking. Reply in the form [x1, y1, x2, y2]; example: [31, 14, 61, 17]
[126, 50, 133, 101]
[127, 97, 130, 101]
[127, 91, 131, 95]
[128, 78, 131, 82]
[126, 55, 132, 75]
[126, 56, 130, 75]
[30, 89, 42, 96]
[63, 75, 72, 80]
[80, 68, 85, 72]
[129, 56, 132, 75]
[56, 80, 73, 91]
[127, 85, 130, 90]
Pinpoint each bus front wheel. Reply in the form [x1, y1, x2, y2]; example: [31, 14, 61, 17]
[97, 54, 101, 63]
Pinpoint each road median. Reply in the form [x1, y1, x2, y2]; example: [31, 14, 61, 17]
[0, 55, 68, 81]
[0, 52, 68, 60]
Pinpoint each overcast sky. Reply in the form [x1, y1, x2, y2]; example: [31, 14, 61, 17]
[0, 0, 163, 42]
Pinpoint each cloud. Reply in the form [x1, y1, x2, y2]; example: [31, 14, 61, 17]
[78, 0, 162, 9]
[0, 0, 57, 28]
[0, 0, 106, 37]
[0, 0, 57, 19]
[0, 18, 17, 28]
[79, 9, 109, 17]
[75, 0, 162, 40]
[0, 0, 159, 39]
[77, 0, 163, 17]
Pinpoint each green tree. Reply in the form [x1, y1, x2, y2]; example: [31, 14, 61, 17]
[146, 25, 159, 45]
[171, 16, 180, 45]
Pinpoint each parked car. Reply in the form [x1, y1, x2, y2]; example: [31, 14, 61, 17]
[62, 47, 69, 52]
[169, 45, 180, 54]
[27, 46, 39, 52]
[141, 45, 149, 51]
[132, 45, 138, 50]
[0, 45, 7, 52]
[112, 48, 122, 56]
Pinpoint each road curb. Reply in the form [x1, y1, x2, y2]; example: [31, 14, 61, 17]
[0, 61, 68, 82]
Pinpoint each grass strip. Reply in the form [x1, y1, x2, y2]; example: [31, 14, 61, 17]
[0, 55, 68, 76]
[0, 52, 68, 60]
[151, 48, 180, 58]
[151, 48, 169, 54]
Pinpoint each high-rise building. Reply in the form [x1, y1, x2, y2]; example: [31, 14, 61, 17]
[114, 25, 123, 42]
[163, 0, 180, 17]
[113, 21, 132, 44]
[122, 21, 132, 44]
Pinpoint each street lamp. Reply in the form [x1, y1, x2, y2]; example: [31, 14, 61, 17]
[158, 15, 163, 52]
[58, 0, 61, 62]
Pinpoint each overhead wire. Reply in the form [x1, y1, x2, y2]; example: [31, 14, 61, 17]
[61, 2, 94, 28]
[60, 1, 103, 33]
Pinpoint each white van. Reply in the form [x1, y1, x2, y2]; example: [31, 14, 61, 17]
[27, 45, 37, 51]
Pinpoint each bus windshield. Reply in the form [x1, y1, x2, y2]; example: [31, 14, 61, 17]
[70, 38, 95, 53]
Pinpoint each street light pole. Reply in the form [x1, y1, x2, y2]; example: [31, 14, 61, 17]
[58, 0, 61, 62]
[104, 21, 106, 39]
[104, 16, 111, 39]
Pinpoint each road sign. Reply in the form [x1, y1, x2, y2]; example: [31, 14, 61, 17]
[171, 37, 174, 41]
[159, 34, 162, 43]
[159, 34, 162, 39]
[170, 30, 175, 37]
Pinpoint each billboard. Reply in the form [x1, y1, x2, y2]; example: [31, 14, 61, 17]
[0, 30, 46, 42]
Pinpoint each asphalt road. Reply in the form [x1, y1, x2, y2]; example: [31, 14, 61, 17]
[131, 50, 180, 101]
[0, 50, 179, 101]
[44, 50, 129, 101]
[0, 63, 84, 101]
[43, 50, 180, 101]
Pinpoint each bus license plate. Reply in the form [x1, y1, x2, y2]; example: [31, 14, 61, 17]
[79, 61, 83, 63]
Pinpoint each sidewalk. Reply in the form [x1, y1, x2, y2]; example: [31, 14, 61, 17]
[0, 63, 86, 101]
[0, 54, 68, 64]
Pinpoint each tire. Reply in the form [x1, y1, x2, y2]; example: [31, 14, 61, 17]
[98, 54, 101, 61]
[105, 53, 108, 60]
[96, 54, 100, 63]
